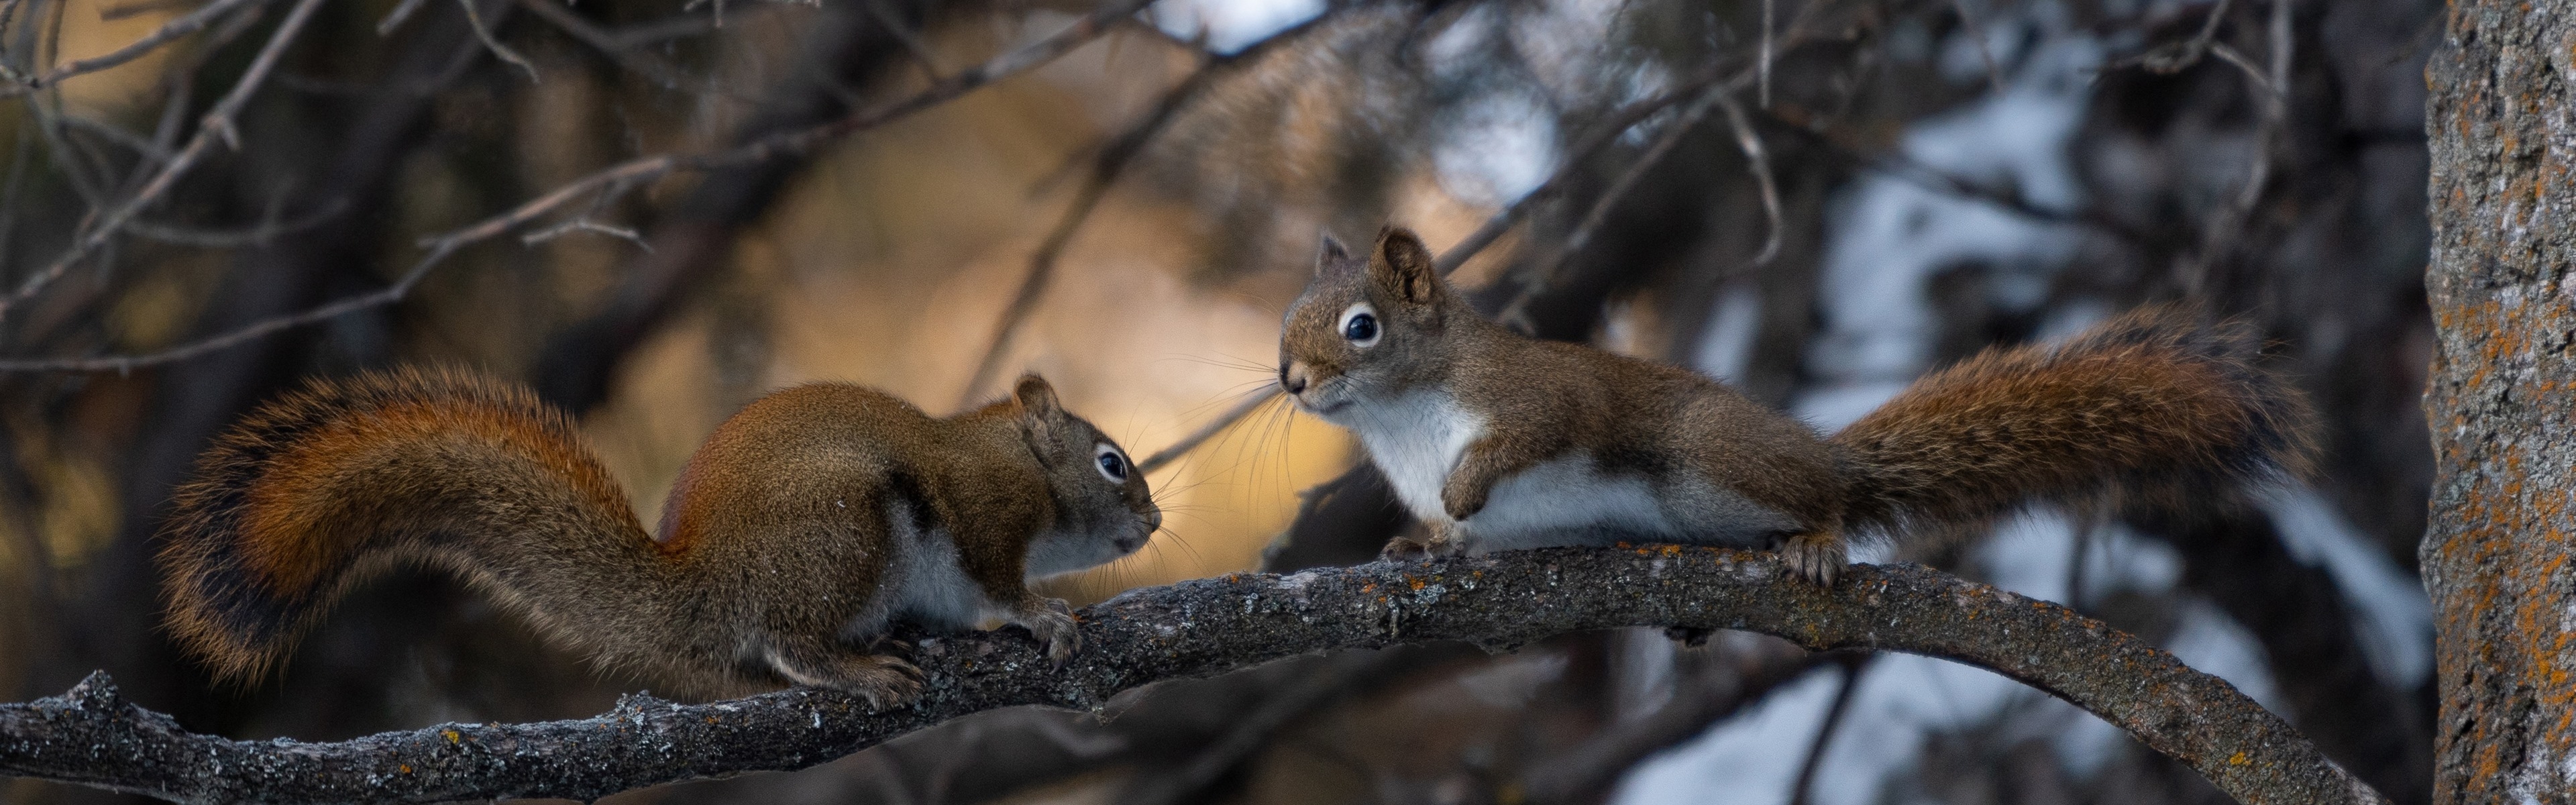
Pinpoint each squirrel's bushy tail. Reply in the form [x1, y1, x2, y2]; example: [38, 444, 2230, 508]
[1829, 306, 2316, 543]
[158, 368, 657, 684]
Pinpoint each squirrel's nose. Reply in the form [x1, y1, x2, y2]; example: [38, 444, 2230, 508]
[1281, 364, 1309, 395]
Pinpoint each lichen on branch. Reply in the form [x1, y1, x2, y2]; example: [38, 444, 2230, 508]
[1, 547, 2384, 805]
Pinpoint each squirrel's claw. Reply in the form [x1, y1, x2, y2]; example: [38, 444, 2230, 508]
[1780, 532, 1848, 586]
[810, 654, 924, 711]
[1012, 596, 1080, 666]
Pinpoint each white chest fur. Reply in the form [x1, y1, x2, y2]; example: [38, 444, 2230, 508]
[1339, 389, 1483, 525]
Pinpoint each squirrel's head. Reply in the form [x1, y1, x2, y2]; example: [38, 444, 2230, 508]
[1010, 374, 1160, 576]
[1277, 226, 1452, 421]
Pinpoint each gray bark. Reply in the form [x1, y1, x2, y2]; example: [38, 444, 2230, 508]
[2423, 3, 2576, 804]
[1, 549, 2382, 804]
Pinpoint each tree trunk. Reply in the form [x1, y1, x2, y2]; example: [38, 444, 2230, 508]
[2423, 4, 2576, 803]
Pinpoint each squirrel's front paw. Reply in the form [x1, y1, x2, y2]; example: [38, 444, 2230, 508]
[1440, 480, 1489, 523]
[1779, 532, 1849, 586]
[1011, 596, 1080, 665]
[820, 655, 925, 711]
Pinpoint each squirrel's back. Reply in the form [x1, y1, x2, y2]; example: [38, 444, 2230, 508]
[160, 368, 661, 684]
[1831, 306, 2316, 543]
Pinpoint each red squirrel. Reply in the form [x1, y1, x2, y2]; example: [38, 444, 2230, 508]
[157, 368, 1159, 706]
[1277, 227, 2314, 584]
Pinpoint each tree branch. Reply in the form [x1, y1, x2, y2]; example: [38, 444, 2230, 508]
[0, 0, 1155, 373]
[1, 548, 2384, 805]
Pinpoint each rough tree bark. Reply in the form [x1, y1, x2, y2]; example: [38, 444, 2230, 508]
[2423, 3, 2576, 804]
[1, 549, 2383, 805]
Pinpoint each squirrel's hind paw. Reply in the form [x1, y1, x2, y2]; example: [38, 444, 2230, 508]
[1010, 595, 1080, 665]
[774, 651, 922, 710]
[1780, 533, 1848, 586]
[1381, 523, 1464, 561]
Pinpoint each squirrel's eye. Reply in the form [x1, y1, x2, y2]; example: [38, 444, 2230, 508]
[1094, 447, 1128, 482]
[1339, 303, 1381, 347]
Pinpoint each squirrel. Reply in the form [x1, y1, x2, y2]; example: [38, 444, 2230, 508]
[156, 367, 1160, 705]
[1276, 227, 2314, 585]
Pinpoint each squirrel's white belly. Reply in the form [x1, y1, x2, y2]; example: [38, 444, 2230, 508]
[1462, 455, 1678, 549]
[1342, 390, 1796, 551]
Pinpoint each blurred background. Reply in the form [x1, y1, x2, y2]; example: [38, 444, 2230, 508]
[0, 0, 2438, 802]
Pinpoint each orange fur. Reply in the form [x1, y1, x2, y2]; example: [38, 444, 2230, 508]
[157, 368, 1157, 701]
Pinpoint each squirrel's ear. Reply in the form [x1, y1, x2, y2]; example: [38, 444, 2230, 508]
[1317, 234, 1351, 274]
[1317, 233, 1360, 278]
[1013, 374, 1063, 445]
[1368, 226, 1441, 306]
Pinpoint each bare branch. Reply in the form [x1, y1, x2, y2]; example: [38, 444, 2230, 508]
[1949, 0, 2004, 93]
[0, 549, 2388, 805]
[1758, 0, 1773, 107]
[1501, 87, 1723, 327]
[1712, 88, 1783, 266]
[954, 6, 1348, 407]
[123, 197, 347, 248]
[515, 0, 733, 96]
[376, 0, 432, 34]
[0, 0, 328, 332]
[0, 0, 1160, 372]
[1786, 653, 1870, 805]
[862, 0, 945, 78]
[2176, 0, 2288, 294]
[523, 218, 653, 252]
[16, 0, 265, 91]
[2116, 0, 2235, 74]
[458, 0, 538, 83]
[1131, 54, 1811, 468]
[1430, 54, 1778, 276]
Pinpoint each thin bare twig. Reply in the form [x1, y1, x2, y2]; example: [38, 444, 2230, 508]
[863, 0, 945, 78]
[2177, 0, 2287, 295]
[1711, 89, 1782, 266]
[1786, 653, 1872, 805]
[1949, 0, 2004, 92]
[13, 0, 264, 91]
[2206, 41, 2275, 97]
[515, 0, 739, 97]
[1499, 88, 1724, 327]
[1758, 0, 1773, 107]
[2123, 0, 2235, 74]
[0, 0, 326, 333]
[953, 7, 1347, 408]
[523, 219, 653, 253]
[459, 0, 538, 83]
[56, 114, 174, 165]
[123, 198, 347, 248]
[1433, 55, 1776, 276]
[0, 0, 1160, 372]
[376, 0, 431, 34]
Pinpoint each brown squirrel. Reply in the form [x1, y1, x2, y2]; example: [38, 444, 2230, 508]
[157, 367, 1159, 705]
[1277, 227, 2314, 584]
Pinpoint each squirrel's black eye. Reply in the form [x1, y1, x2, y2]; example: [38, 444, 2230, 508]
[1096, 451, 1127, 482]
[1343, 313, 1378, 343]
